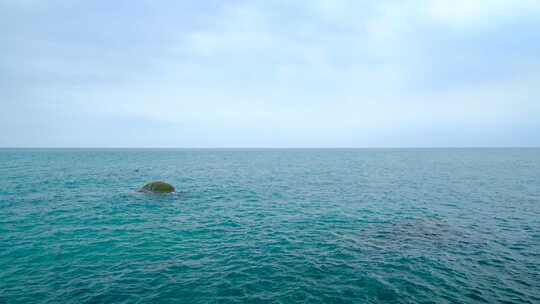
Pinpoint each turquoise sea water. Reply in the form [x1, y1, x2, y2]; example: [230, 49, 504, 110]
[1, 148, 539, 303]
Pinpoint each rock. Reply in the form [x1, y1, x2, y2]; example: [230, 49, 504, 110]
[139, 182, 175, 194]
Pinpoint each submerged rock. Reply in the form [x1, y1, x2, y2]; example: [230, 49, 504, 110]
[139, 182, 175, 194]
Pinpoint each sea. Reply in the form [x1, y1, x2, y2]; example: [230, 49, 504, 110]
[0, 148, 539, 303]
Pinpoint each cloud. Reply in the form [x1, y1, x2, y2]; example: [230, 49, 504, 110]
[0, 0, 539, 147]
[422, 0, 540, 27]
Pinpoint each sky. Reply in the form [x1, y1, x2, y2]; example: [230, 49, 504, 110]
[1, 0, 539, 147]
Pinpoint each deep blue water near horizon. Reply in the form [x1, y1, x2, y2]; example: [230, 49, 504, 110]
[1, 148, 539, 303]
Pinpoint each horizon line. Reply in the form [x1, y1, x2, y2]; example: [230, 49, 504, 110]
[1, 146, 539, 149]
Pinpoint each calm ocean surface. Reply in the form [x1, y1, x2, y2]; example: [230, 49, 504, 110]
[1, 148, 539, 303]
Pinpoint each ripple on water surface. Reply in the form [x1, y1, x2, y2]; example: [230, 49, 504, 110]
[0, 148, 539, 303]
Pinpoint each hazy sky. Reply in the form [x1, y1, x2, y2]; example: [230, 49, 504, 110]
[1, 0, 539, 147]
